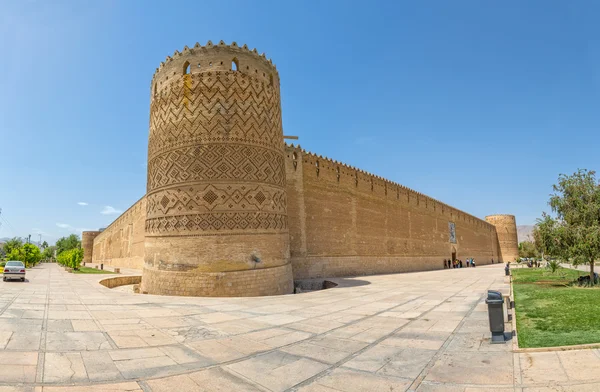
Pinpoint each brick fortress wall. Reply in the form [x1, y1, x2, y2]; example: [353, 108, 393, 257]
[87, 40, 514, 296]
[286, 146, 501, 279]
[91, 197, 146, 269]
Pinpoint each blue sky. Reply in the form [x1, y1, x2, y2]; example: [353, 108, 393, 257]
[1, 0, 599, 243]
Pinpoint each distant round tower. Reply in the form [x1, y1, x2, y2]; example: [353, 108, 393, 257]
[485, 215, 519, 262]
[81, 231, 101, 264]
[141, 41, 293, 296]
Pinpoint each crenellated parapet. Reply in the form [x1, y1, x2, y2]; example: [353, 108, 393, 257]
[151, 40, 279, 101]
[285, 144, 496, 231]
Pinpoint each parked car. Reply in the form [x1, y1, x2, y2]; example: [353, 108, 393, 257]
[3, 261, 26, 282]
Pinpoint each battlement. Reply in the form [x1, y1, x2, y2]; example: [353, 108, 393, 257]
[485, 214, 516, 222]
[82, 231, 101, 237]
[285, 144, 495, 230]
[151, 40, 279, 99]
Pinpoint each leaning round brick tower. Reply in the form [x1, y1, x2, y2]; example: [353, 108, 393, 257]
[485, 214, 519, 262]
[141, 40, 293, 297]
[81, 231, 101, 264]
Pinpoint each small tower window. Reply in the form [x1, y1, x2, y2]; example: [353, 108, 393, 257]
[269, 74, 273, 86]
[153, 83, 157, 97]
[183, 61, 190, 75]
[232, 58, 239, 71]
[197, 63, 201, 68]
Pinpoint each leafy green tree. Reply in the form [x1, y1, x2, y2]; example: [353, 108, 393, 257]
[42, 246, 57, 261]
[41, 241, 48, 249]
[55, 234, 81, 255]
[22, 244, 42, 267]
[518, 241, 538, 259]
[6, 243, 41, 268]
[535, 169, 600, 284]
[2, 237, 23, 256]
[5, 247, 24, 262]
[56, 248, 83, 270]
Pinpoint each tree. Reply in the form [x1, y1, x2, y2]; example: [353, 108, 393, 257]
[535, 169, 600, 284]
[56, 248, 83, 270]
[3, 237, 23, 256]
[55, 234, 81, 255]
[518, 241, 538, 259]
[42, 246, 57, 261]
[21, 244, 42, 267]
[41, 241, 48, 250]
[6, 243, 42, 268]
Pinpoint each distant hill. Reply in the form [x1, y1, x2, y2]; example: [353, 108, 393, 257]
[517, 225, 535, 243]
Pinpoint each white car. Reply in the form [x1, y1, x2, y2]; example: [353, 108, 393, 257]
[3, 261, 26, 282]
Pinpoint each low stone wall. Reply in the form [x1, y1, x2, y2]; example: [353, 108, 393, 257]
[98, 275, 142, 289]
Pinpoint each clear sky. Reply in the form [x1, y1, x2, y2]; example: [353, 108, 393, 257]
[1, 0, 599, 243]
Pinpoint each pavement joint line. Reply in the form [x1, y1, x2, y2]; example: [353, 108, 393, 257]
[0, 263, 434, 388]
[222, 366, 273, 392]
[6, 263, 586, 391]
[31, 289, 438, 389]
[555, 350, 571, 382]
[406, 276, 498, 391]
[36, 265, 52, 383]
[286, 279, 488, 391]
[137, 380, 152, 392]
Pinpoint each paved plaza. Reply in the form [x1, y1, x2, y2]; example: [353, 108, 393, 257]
[0, 264, 599, 391]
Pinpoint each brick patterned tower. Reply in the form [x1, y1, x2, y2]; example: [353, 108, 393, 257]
[485, 215, 519, 262]
[81, 231, 101, 264]
[141, 41, 293, 296]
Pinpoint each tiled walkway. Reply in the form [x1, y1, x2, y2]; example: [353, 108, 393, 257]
[1, 263, 599, 391]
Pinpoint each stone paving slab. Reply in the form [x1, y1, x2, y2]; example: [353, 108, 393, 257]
[1, 263, 600, 391]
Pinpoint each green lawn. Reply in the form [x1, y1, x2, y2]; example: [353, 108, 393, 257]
[72, 266, 114, 274]
[513, 267, 600, 348]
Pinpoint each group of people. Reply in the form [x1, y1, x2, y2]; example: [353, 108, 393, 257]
[444, 258, 475, 269]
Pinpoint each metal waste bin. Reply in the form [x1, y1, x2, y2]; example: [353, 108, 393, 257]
[485, 290, 505, 344]
[505, 263, 510, 276]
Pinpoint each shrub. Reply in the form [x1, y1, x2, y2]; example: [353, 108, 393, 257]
[57, 248, 84, 270]
[547, 259, 561, 274]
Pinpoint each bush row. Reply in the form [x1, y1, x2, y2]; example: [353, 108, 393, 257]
[56, 248, 84, 270]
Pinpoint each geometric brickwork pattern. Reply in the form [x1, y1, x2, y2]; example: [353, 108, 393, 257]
[147, 144, 285, 190]
[148, 71, 283, 161]
[145, 183, 287, 235]
[146, 212, 287, 235]
[147, 66, 287, 237]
